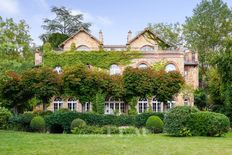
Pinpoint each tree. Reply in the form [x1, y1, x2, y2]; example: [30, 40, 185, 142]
[0, 16, 32, 57]
[22, 67, 62, 111]
[183, 0, 232, 82]
[0, 72, 33, 114]
[40, 33, 69, 49]
[148, 22, 183, 46]
[41, 6, 91, 38]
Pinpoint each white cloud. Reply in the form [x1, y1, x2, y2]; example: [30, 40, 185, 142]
[71, 9, 112, 26]
[0, 0, 20, 14]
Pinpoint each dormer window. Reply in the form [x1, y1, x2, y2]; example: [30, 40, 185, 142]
[77, 45, 90, 51]
[140, 45, 154, 52]
[54, 65, 62, 74]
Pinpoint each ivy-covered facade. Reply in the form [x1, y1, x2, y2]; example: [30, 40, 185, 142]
[35, 27, 198, 114]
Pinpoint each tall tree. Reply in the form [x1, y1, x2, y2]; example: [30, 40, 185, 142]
[148, 22, 184, 46]
[183, 0, 232, 82]
[40, 6, 91, 44]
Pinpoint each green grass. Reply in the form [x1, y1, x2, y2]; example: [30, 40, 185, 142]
[1, 131, 232, 155]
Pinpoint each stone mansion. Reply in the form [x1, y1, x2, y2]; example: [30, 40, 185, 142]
[35, 27, 198, 114]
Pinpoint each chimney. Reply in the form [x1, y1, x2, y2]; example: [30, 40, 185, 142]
[35, 48, 42, 66]
[99, 30, 103, 44]
[127, 30, 132, 42]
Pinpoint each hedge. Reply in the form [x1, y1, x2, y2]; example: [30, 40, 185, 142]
[45, 111, 164, 133]
[188, 111, 230, 136]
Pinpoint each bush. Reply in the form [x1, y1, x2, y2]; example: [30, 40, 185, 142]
[119, 126, 137, 134]
[134, 112, 164, 128]
[146, 116, 163, 133]
[164, 106, 199, 136]
[30, 116, 45, 132]
[72, 126, 104, 134]
[0, 107, 12, 129]
[189, 111, 230, 136]
[70, 118, 86, 130]
[102, 125, 119, 134]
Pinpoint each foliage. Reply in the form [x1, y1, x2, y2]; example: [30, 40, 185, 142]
[0, 16, 32, 57]
[183, 0, 232, 78]
[0, 107, 12, 129]
[0, 72, 33, 114]
[40, 6, 91, 38]
[146, 116, 163, 133]
[164, 106, 199, 136]
[194, 89, 207, 110]
[22, 67, 63, 111]
[30, 116, 45, 132]
[189, 111, 230, 136]
[92, 92, 106, 114]
[148, 22, 183, 46]
[43, 42, 52, 54]
[45, 111, 164, 133]
[70, 43, 76, 51]
[9, 112, 35, 131]
[44, 50, 141, 69]
[119, 126, 137, 134]
[72, 125, 104, 134]
[70, 118, 86, 130]
[41, 33, 69, 48]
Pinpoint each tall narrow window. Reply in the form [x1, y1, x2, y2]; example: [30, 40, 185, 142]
[167, 101, 175, 111]
[109, 64, 121, 75]
[82, 102, 91, 112]
[138, 98, 148, 113]
[68, 98, 77, 111]
[184, 97, 190, 106]
[152, 98, 161, 112]
[53, 97, 63, 111]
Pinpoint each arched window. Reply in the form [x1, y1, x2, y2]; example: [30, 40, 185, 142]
[82, 102, 91, 112]
[152, 98, 162, 112]
[67, 98, 77, 111]
[140, 45, 154, 52]
[138, 98, 148, 113]
[109, 64, 121, 75]
[167, 100, 175, 111]
[53, 97, 63, 111]
[138, 63, 148, 69]
[54, 65, 62, 74]
[165, 64, 176, 72]
[76, 45, 90, 51]
[104, 97, 125, 114]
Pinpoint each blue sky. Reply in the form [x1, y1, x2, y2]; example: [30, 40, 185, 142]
[0, 0, 231, 45]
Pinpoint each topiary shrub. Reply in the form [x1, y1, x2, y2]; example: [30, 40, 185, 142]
[188, 111, 230, 136]
[164, 106, 199, 136]
[0, 107, 12, 129]
[146, 116, 164, 133]
[30, 116, 45, 132]
[70, 118, 86, 130]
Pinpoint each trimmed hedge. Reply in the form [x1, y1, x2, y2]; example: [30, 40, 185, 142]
[164, 106, 199, 136]
[45, 111, 164, 133]
[30, 116, 46, 132]
[146, 116, 164, 133]
[188, 111, 230, 136]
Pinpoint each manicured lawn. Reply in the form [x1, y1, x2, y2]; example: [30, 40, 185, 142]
[0, 131, 232, 155]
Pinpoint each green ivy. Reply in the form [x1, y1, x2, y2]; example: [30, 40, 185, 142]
[43, 50, 141, 69]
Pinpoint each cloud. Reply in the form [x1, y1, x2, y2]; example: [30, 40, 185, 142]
[71, 9, 112, 26]
[0, 0, 20, 14]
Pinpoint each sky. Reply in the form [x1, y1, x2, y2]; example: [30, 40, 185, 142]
[0, 0, 231, 46]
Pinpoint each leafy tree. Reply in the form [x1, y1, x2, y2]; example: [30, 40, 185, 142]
[40, 6, 91, 38]
[0, 72, 33, 114]
[0, 16, 32, 57]
[148, 22, 183, 46]
[183, 0, 232, 81]
[22, 67, 62, 111]
[40, 33, 69, 48]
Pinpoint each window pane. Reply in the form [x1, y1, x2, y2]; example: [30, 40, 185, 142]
[165, 64, 176, 72]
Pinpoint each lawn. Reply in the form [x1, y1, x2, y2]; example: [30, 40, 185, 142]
[1, 131, 232, 155]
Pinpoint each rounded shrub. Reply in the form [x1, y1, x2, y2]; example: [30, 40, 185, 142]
[146, 116, 164, 133]
[70, 118, 86, 130]
[189, 111, 230, 136]
[30, 116, 45, 132]
[0, 107, 12, 129]
[164, 106, 199, 136]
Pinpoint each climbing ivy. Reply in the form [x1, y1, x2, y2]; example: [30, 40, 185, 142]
[43, 50, 141, 69]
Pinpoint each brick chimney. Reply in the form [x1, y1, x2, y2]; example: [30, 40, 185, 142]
[35, 48, 42, 66]
[127, 30, 132, 43]
[99, 30, 103, 44]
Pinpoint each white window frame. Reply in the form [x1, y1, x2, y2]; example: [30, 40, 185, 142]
[167, 100, 175, 111]
[165, 64, 177, 72]
[152, 98, 162, 112]
[138, 98, 148, 113]
[109, 64, 121, 75]
[53, 97, 63, 111]
[54, 66, 62, 74]
[82, 102, 91, 112]
[104, 98, 125, 114]
[67, 98, 77, 111]
[184, 98, 189, 106]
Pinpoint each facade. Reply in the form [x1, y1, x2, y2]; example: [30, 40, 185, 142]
[35, 27, 198, 114]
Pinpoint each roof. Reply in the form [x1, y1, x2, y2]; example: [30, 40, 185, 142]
[59, 27, 101, 48]
[127, 28, 177, 48]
